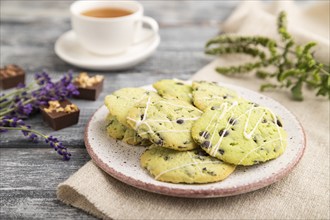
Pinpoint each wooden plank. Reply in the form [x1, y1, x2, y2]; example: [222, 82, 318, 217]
[0, 189, 96, 219]
[0, 148, 90, 189]
[0, 148, 95, 219]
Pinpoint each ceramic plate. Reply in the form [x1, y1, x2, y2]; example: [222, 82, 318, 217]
[85, 83, 306, 198]
[55, 28, 160, 71]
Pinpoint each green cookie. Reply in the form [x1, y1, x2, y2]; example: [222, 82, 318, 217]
[105, 114, 127, 140]
[191, 102, 287, 166]
[123, 129, 152, 146]
[104, 88, 158, 127]
[153, 79, 193, 104]
[106, 113, 151, 146]
[140, 145, 236, 184]
[192, 81, 240, 111]
[127, 96, 202, 151]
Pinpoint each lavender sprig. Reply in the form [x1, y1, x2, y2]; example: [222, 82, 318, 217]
[0, 116, 71, 160]
[45, 135, 71, 160]
[0, 71, 78, 160]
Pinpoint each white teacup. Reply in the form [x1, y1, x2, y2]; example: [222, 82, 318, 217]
[70, 0, 159, 55]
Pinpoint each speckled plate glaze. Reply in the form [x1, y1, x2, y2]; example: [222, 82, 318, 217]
[85, 82, 306, 198]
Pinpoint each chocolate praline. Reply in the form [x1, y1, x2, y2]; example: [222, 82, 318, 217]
[40, 100, 80, 131]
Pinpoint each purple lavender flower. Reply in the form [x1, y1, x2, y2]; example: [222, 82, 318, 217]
[6, 100, 33, 118]
[0, 116, 35, 140]
[8, 116, 19, 126]
[0, 116, 11, 132]
[0, 94, 7, 104]
[66, 83, 80, 96]
[30, 71, 79, 107]
[60, 71, 73, 85]
[21, 125, 31, 136]
[45, 136, 71, 160]
[28, 133, 38, 142]
[35, 71, 51, 86]
[20, 125, 38, 142]
[0, 116, 71, 160]
[18, 103, 33, 116]
[16, 83, 26, 89]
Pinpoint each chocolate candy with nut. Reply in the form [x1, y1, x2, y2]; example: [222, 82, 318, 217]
[40, 100, 80, 130]
[0, 64, 25, 90]
[73, 72, 104, 100]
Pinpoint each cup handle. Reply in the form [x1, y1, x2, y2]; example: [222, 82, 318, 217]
[133, 16, 159, 45]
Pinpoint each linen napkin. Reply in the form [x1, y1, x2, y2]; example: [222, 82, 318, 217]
[57, 1, 330, 219]
[222, 0, 329, 64]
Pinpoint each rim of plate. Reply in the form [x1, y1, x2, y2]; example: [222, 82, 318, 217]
[84, 82, 306, 198]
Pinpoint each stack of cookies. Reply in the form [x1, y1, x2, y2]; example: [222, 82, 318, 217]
[104, 79, 287, 184]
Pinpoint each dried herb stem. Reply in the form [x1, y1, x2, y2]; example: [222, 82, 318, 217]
[205, 11, 330, 101]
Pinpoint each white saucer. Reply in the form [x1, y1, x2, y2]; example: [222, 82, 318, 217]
[55, 28, 160, 71]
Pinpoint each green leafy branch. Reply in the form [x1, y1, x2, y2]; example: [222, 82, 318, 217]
[205, 11, 330, 101]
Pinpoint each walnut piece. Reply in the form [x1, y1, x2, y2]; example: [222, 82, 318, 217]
[44, 100, 78, 113]
[74, 72, 104, 88]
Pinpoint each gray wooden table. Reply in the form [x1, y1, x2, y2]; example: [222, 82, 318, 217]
[0, 1, 238, 219]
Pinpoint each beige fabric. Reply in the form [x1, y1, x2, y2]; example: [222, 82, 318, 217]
[222, 0, 329, 64]
[57, 1, 330, 219]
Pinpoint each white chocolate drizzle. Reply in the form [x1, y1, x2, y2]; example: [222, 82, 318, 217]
[135, 96, 152, 130]
[154, 161, 222, 180]
[243, 109, 265, 139]
[157, 100, 203, 113]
